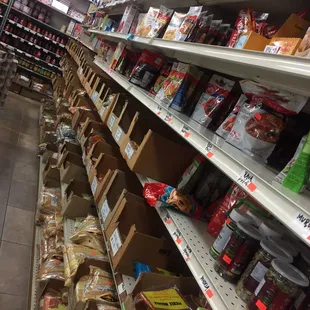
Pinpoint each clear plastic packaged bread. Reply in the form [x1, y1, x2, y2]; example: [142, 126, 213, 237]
[39, 186, 62, 215]
[38, 254, 65, 281]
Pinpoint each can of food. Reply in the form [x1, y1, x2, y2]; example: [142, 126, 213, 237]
[236, 239, 293, 303]
[214, 222, 262, 283]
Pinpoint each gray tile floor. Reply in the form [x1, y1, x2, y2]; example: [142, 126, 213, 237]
[0, 92, 40, 310]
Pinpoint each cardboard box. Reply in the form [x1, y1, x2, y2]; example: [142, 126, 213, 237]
[269, 37, 302, 55]
[98, 184, 144, 231]
[107, 93, 129, 133]
[124, 273, 200, 310]
[120, 115, 196, 186]
[275, 13, 310, 38]
[59, 152, 87, 184]
[62, 179, 95, 218]
[97, 89, 120, 125]
[77, 119, 106, 148]
[72, 109, 96, 131]
[42, 143, 58, 164]
[105, 198, 175, 275]
[58, 141, 82, 167]
[89, 155, 128, 204]
[235, 31, 270, 51]
[43, 157, 60, 186]
[295, 27, 310, 58]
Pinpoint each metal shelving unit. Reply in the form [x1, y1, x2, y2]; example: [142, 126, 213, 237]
[17, 64, 53, 80]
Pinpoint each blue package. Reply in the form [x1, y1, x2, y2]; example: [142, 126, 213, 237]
[133, 262, 152, 279]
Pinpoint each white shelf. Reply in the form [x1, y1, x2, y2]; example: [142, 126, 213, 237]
[90, 30, 310, 97]
[93, 57, 310, 247]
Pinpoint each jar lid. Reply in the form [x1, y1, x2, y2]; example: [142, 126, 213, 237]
[299, 245, 310, 264]
[268, 236, 299, 258]
[246, 210, 264, 227]
[259, 220, 285, 238]
[230, 208, 253, 224]
[271, 259, 309, 287]
[237, 222, 263, 241]
[260, 239, 293, 263]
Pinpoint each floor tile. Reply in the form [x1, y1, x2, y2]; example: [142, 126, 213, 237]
[0, 204, 6, 239]
[0, 293, 27, 310]
[0, 127, 19, 145]
[17, 133, 38, 151]
[0, 157, 14, 205]
[0, 141, 16, 160]
[2, 206, 34, 246]
[0, 117, 22, 132]
[14, 146, 38, 166]
[0, 241, 31, 296]
[8, 180, 37, 212]
[12, 161, 38, 185]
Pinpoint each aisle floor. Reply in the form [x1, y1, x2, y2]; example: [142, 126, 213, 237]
[0, 92, 40, 310]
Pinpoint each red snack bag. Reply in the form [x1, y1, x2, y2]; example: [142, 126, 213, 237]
[207, 184, 248, 237]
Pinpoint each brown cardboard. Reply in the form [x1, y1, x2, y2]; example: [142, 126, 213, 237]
[97, 89, 118, 124]
[269, 37, 302, 55]
[275, 14, 310, 38]
[237, 31, 270, 51]
[89, 155, 127, 204]
[124, 274, 200, 310]
[58, 142, 82, 168]
[43, 157, 60, 185]
[59, 152, 87, 184]
[72, 109, 96, 131]
[120, 115, 196, 186]
[77, 119, 106, 148]
[62, 179, 95, 218]
[107, 93, 129, 133]
[42, 144, 58, 164]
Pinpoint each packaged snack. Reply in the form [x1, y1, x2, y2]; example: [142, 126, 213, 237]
[191, 14, 213, 43]
[191, 74, 235, 128]
[117, 5, 137, 34]
[163, 12, 186, 40]
[295, 27, 310, 58]
[283, 131, 310, 193]
[38, 254, 65, 281]
[133, 262, 177, 279]
[148, 5, 174, 38]
[143, 182, 208, 221]
[110, 42, 126, 70]
[216, 94, 248, 139]
[134, 13, 146, 35]
[169, 65, 203, 112]
[40, 292, 67, 310]
[149, 62, 173, 96]
[175, 6, 202, 41]
[204, 20, 223, 45]
[210, 23, 230, 45]
[135, 7, 159, 37]
[226, 80, 308, 161]
[114, 47, 133, 75]
[39, 186, 62, 214]
[129, 50, 164, 90]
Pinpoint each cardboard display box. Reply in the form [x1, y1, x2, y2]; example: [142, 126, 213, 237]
[58, 141, 82, 168]
[43, 157, 60, 186]
[120, 115, 196, 186]
[72, 109, 96, 131]
[62, 179, 95, 218]
[107, 93, 129, 133]
[77, 119, 107, 148]
[235, 31, 270, 51]
[59, 152, 87, 184]
[42, 143, 58, 164]
[97, 89, 120, 125]
[98, 181, 144, 231]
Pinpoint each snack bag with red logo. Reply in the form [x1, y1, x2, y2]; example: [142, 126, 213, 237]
[191, 74, 235, 128]
[129, 49, 164, 90]
[226, 80, 308, 161]
[148, 5, 174, 38]
[175, 6, 203, 41]
[216, 94, 247, 139]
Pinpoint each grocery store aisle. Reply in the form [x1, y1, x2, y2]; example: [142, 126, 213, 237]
[0, 92, 40, 309]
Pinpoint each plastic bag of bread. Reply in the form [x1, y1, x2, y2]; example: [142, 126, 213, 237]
[39, 186, 62, 215]
[42, 214, 63, 238]
[63, 244, 108, 287]
[74, 215, 102, 235]
[83, 266, 118, 303]
[56, 230, 64, 252]
[39, 292, 67, 310]
[70, 231, 106, 253]
[38, 254, 65, 281]
[75, 275, 92, 303]
[41, 236, 60, 262]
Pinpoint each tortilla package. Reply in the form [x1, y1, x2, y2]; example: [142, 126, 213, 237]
[226, 80, 308, 161]
[163, 12, 186, 40]
[148, 5, 174, 38]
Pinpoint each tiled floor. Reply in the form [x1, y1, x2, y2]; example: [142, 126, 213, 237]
[0, 92, 40, 310]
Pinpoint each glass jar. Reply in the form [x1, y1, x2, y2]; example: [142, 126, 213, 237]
[247, 259, 309, 310]
[268, 236, 299, 259]
[215, 222, 263, 283]
[236, 239, 293, 303]
[246, 210, 264, 227]
[259, 220, 285, 238]
[210, 208, 253, 259]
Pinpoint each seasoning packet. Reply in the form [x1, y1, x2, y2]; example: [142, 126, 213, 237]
[216, 94, 247, 139]
[226, 80, 308, 161]
[175, 6, 203, 41]
[204, 20, 223, 44]
[129, 49, 164, 90]
[148, 5, 174, 38]
[133, 13, 146, 35]
[192, 14, 213, 43]
[135, 7, 159, 37]
[163, 12, 186, 40]
[191, 74, 235, 128]
[149, 61, 173, 96]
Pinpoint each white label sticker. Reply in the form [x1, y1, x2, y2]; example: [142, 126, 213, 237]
[12, 34, 17, 38]
[43, 49, 48, 53]
[92, 91, 98, 102]
[28, 42, 33, 46]
[30, 30, 35, 34]
[25, 53, 31, 57]
[291, 212, 310, 242]
[180, 125, 190, 138]
[99, 105, 105, 117]
[237, 170, 256, 192]
[155, 105, 162, 116]
[110, 228, 122, 256]
[91, 177, 98, 195]
[172, 229, 182, 244]
[199, 275, 213, 298]
[100, 199, 110, 223]
[124, 142, 134, 160]
[86, 161, 92, 174]
[17, 24, 22, 28]
[264, 45, 280, 54]
[206, 142, 213, 153]
[118, 282, 126, 294]
[182, 244, 192, 261]
[164, 112, 173, 123]
[109, 114, 116, 130]
[82, 152, 86, 164]
[254, 278, 266, 296]
[115, 126, 123, 142]
[250, 261, 268, 283]
[37, 33, 42, 36]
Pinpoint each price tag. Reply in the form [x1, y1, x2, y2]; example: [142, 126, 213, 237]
[92, 91, 98, 102]
[125, 142, 134, 160]
[91, 177, 98, 195]
[60, 44, 65, 48]
[20, 39, 24, 42]
[264, 45, 280, 54]
[25, 53, 31, 57]
[180, 125, 190, 138]
[43, 49, 48, 53]
[8, 20, 14, 24]
[35, 57, 40, 61]
[12, 34, 17, 39]
[164, 213, 172, 225]
[30, 30, 36, 34]
[182, 244, 192, 261]
[110, 228, 122, 256]
[291, 212, 310, 242]
[172, 229, 182, 244]
[114, 126, 123, 142]
[118, 282, 126, 294]
[99, 105, 105, 117]
[28, 42, 33, 46]
[199, 275, 214, 299]
[86, 161, 92, 174]
[205, 142, 214, 158]
[82, 152, 86, 164]
[17, 24, 22, 28]
[48, 63, 53, 67]
[46, 37, 50, 40]
[155, 105, 162, 116]
[100, 199, 110, 223]
[237, 170, 256, 192]
[164, 112, 173, 123]
[108, 114, 116, 130]
[37, 33, 42, 37]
